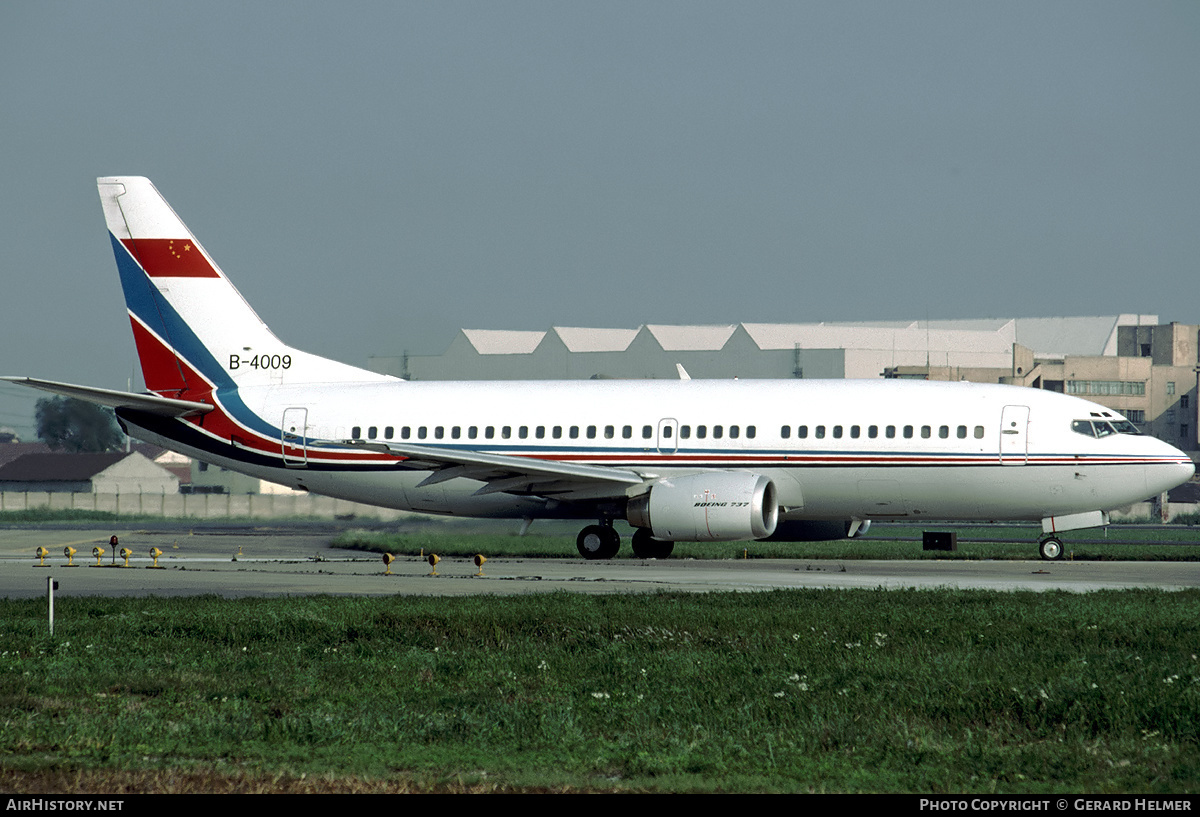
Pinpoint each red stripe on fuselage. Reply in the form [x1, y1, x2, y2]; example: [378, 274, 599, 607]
[119, 237, 219, 278]
[158, 394, 400, 466]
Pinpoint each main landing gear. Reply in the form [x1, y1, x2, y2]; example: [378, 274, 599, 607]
[631, 528, 674, 559]
[1038, 537, 1065, 561]
[575, 523, 676, 560]
[576, 524, 620, 560]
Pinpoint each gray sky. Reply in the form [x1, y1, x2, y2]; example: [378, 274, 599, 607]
[1, 1, 1198, 439]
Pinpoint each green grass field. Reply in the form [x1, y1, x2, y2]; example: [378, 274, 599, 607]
[1, 589, 1197, 793]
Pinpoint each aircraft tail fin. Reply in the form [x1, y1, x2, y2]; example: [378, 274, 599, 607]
[97, 177, 392, 402]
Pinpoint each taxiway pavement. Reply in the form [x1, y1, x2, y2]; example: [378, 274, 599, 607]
[1, 527, 1197, 599]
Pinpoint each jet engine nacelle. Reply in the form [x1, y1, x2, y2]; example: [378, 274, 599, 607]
[626, 472, 778, 542]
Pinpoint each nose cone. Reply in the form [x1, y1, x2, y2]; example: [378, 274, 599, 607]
[1146, 440, 1195, 496]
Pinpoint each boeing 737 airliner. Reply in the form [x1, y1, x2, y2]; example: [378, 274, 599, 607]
[5, 177, 1194, 560]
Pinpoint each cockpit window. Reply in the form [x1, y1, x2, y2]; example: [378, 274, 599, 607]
[1072, 419, 1140, 438]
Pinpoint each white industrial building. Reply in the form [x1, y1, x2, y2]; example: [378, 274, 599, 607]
[368, 314, 1156, 382]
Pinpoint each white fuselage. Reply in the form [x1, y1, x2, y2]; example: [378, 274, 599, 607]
[121, 377, 1194, 524]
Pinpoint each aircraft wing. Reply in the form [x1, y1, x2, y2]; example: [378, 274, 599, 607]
[338, 439, 649, 498]
[1, 377, 214, 418]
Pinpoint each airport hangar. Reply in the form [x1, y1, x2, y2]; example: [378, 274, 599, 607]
[367, 315, 1200, 464]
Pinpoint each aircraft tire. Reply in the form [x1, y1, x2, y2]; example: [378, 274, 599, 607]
[631, 528, 674, 559]
[577, 525, 620, 560]
[1038, 537, 1065, 561]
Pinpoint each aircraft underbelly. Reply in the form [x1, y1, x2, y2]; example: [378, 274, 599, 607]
[786, 464, 1151, 521]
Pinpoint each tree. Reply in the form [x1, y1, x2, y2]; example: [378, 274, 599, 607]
[34, 396, 125, 453]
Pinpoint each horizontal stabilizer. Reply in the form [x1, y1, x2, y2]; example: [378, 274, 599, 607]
[1, 376, 214, 418]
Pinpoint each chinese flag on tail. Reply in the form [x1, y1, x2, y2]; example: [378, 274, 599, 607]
[120, 238, 219, 278]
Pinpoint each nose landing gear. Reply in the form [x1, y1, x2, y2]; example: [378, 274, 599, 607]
[1038, 537, 1065, 561]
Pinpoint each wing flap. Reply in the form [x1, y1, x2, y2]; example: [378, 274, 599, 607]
[339, 438, 647, 497]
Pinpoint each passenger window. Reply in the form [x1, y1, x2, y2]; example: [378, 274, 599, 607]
[501, 426, 511, 439]
[485, 426, 495, 439]
[385, 426, 394, 439]
[746, 426, 756, 439]
[451, 426, 461, 439]
[729, 425, 739, 439]
[401, 427, 411, 440]
[622, 425, 632, 439]
[850, 425, 860, 439]
[939, 426, 949, 439]
[921, 426, 931, 439]
[604, 426, 614, 439]
[815, 426, 826, 439]
[832, 426, 843, 439]
[956, 425, 966, 439]
[903, 426, 913, 439]
[680, 425, 691, 439]
[519, 426, 529, 439]
[663, 426, 673, 438]
[781, 426, 791, 439]
[352, 426, 361, 439]
[973, 426, 984, 439]
[435, 426, 444, 439]
[468, 426, 478, 439]
[798, 425, 808, 439]
[569, 426, 579, 439]
[642, 425, 653, 439]
[587, 426, 597, 439]
[697, 425, 707, 439]
[552, 426, 562, 439]
[868, 425, 878, 439]
[535, 426, 545, 439]
[713, 426, 724, 439]
[418, 427, 427, 439]
[368, 426, 377, 439]
[886, 426, 896, 439]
